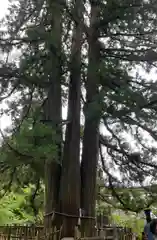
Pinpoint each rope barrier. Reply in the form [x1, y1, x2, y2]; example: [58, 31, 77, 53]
[44, 210, 95, 220]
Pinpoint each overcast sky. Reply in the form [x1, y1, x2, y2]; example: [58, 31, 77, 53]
[0, 0, 8, 18]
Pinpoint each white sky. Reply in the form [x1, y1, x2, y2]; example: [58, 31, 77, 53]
[0, 0, 8, 16]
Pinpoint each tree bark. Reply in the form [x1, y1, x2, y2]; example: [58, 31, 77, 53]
[81, 3, 100, 237]
[44, 0, 63, 231]
[60, 0, 83, 237]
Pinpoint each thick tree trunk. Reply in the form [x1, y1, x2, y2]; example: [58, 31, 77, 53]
[60, 0, 83, 237]
[81, 3, 100, 237]
[44, 0, 62, 231]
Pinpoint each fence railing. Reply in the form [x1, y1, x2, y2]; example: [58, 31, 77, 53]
[0, 225, 136, 240]
[0, 212, 137, 240]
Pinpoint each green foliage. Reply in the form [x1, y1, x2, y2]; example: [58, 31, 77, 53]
[0, 187, 43, 224]
[14, 121, 60, 162]
[112, 213, 144, 237]
[0, 115, 61, 185]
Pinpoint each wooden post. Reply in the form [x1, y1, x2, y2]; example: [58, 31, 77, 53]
[113, 226, 118, 240]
